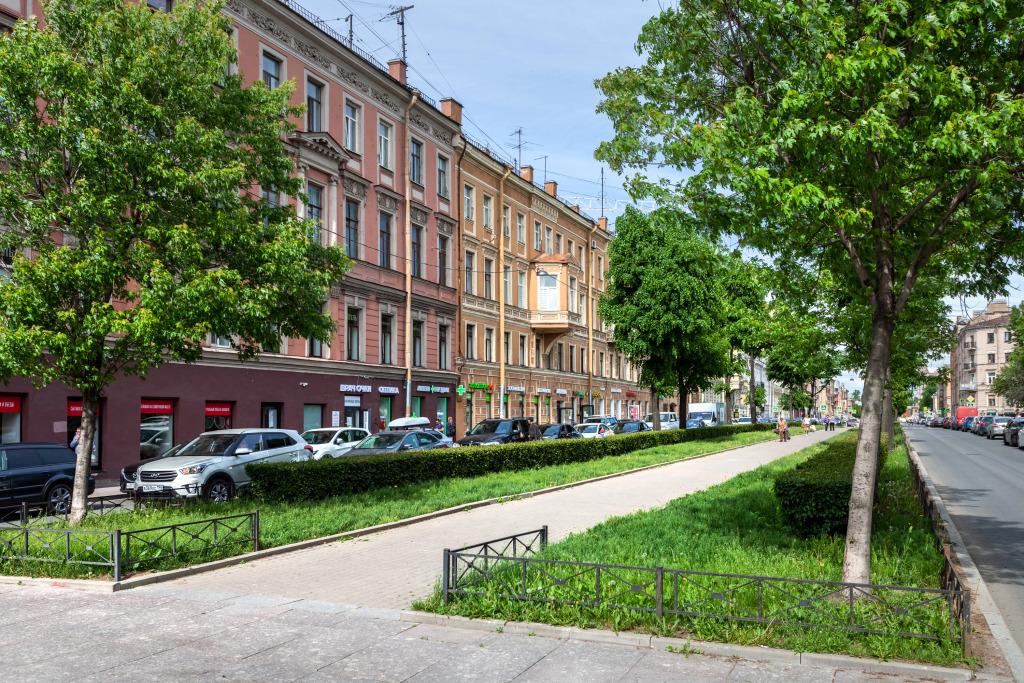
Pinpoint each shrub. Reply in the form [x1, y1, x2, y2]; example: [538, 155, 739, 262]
[249, 424, 775, 502]
[773, 435, 858, 536]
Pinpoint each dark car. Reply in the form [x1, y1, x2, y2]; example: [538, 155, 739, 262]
[345, 430, 449, 455]
[538, 423, 583, 439]
[943, 416, 953, 429]
[120, 442, 186, 493]
[1004, 418, 1022, 447]
[611, 420, 653, 435]
[0, 443, 95, 514]
[456, 418, 531, 447]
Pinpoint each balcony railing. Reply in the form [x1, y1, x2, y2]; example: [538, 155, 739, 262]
[528, 309, 582, 327]
[959, 382, 976, 391]
[964, 341, 976, 349]
[963, 362, 975, 370]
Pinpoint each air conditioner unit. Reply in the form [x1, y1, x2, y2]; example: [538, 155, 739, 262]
[592, 240, 598, 249]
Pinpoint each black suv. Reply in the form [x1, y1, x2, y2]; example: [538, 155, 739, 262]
[456, 418, 532, 446]
[0, 443, 95, 514]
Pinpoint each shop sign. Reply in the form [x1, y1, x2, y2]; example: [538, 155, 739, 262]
[141, 400, 174, 414]
[344, 396, 362, 407]
[331, 411, 340, 427]
[67, 400, 102, 417]
[611, 388, 623, 394]
[378, 386, 400, 395]
[340, 384, 372, 393]
[556, 389, 568, 395]
[625, 391, 637, 397]
[205, 402, 231, 416]
[507, 385, 525, 392]
[457, 385, 466, 396]
[591, 392, 601, 398]
[537, 388, 552, 394]
[416, 385, 451, 394]
[468, 382, 491, 390]
[0, 396, 21, 413]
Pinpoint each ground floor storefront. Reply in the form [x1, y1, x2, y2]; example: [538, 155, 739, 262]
[0, 357, 456, 484]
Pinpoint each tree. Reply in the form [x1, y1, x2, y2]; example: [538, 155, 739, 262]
[722, 254, 770, 424]
[598, 207, 731, 429]
[595, 1, 1024, 584]
[919, 383, 938, 414]
[0, 0, 350, 523]
[993, 306, 1024, 410]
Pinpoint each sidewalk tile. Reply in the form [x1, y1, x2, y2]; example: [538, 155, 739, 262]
[510, 639, 646, 682]
[619, 649, 737, 682]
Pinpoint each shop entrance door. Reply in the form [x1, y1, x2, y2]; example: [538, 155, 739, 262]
[261, 403, 282, 429]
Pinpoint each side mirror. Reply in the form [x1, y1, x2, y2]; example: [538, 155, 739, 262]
[400, 443, 415, 451]
[234, 447, 251, 455]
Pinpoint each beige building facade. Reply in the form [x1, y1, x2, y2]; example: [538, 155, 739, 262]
[951, 300, 1018, 414]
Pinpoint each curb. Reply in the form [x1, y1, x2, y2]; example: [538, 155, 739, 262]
[1, 429, 799, 593]
[905, 432, 1024, 683]
[398, 610, 981, 681]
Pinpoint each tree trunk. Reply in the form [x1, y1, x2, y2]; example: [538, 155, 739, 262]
[883, 370, 894, 452]
[841, 310, 896, 586]
[788, 386, 793, 418]
[651, 383, 661, 431]
[69, 395, 99, 525]
[678, 377, 688, 429]
[749, 354, 757, 424]
[724, 373, 733, 425]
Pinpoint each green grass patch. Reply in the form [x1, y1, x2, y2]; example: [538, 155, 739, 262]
[0, 426, 795, 580]
[416, 431, 965, 667]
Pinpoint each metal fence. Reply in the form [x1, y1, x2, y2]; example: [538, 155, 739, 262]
[443, 527, 971, 653]
[0, 511, 258, 581]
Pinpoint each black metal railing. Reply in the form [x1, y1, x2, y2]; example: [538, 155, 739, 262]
[0, 511, 258, 581]
[442, 527, 971, 653]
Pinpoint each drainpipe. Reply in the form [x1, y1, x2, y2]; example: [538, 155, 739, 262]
[587, 222, 597, 414]
[497, 164, 513, 418]
[453, 137, 468, 429]
[404, 89, 420, 417]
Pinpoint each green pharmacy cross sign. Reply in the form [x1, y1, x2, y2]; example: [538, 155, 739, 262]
[457, 385, 466, 396]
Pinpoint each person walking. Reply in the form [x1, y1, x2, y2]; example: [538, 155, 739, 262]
[445, 416, 456, 439]
[802, 415, 811, 434]
[775, 415, 788, 443]
[824, 415, 830, 432]
[527, 416, 542, 441]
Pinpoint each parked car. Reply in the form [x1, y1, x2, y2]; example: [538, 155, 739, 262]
[961, 416, 976, 432]
[943, 417, 952, 429]
[300, 427, 371, 459]
[734, 417, 752, 425]
[456, 418, 532, 446]
[120, 442, 186, 493]
[581, 415, 619, 427]
[387, 417, 457, 448]
[576, 423, 612, 439]
[846, 418, 860, 427]
[686, 419, 709, 429]
[134, 429, 311, 502]
[973, 415, 994, 435]
[611, 420, 653, 435]
[1004, 418, 1022, 447]
[347, 429, 451, 455]
[0, 443, 95, 514]
[538, 423, 583, 439]
[643, 412, 679, 430]
[987, 416, 1011, 439]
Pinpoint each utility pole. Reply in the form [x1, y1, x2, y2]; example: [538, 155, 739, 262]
[385, 5, 414, 64]
[535, 155, 548, 183]
[511, 127, 523, 170]
[600, 168, 605, 218]
[345, 14, 353, 46]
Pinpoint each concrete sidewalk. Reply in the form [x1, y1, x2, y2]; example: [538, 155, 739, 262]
[165, 428, 842, 609]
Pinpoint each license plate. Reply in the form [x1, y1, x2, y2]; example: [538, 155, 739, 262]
[142, 485, 163, 492]
[124, 483, 135, 490]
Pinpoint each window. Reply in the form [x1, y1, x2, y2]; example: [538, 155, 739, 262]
[484, 259, 493, 300]
[347, 309, 361, 361]
[262, 54, 281, 90]
[580, 347, 586, 373]
[485, 328, 493, 362]
[139, 401, 173, 460]
[518, 272, 526, 307]
[579, 293, 586, 323]
[410, 139, 423, 185]
[557, 343, 564, 371]
[261, 187, 278, 227]
[303, 405, 322, 432]
[988, 371, 996, 384]
[1007, 352, 1012, 362]
[381, 314, 393, 365]
[534, 221, 542, 250]
[517, 213, 525, 244]
[599, 352, 605, 377]
[535, 339, 542, 369]
[569, 277, 577, 312]
[598, 255, 604, 281]
[567, 239, 574, 256]
[503, 266, 511, 303]
[466, 324, 475, 359]
[569, 345, 575, 373]
[211, 334, 231, 349]
[308, 337, 322, 358]
[147, 0, 172, 10]
[545, 226, 552, 253]
[988, 353, 996, 364]
[306, 79, 323, 132]
[413, 321, 423, 367]
[518, 335, 526, 366]
[555, 233, 562, 254]
[411, 226, 422, 278]
[379, 214, 392, 268]
[578, 245, 585, 272]
[464, 185, 475, 220]
[465, 252, 475, 294]
[306, 182, 323, 243]
[988, 332, 995, 344]
[503, 205, 510, 238]
[538, 273, 558, 310]
[504, 331, 510, 363]
[378, 121, 392, 169]
[989, 395, 997, 407]
[1006, 331, 1013, 342]
[437, 155, 450, 198]
[483, 195, 493, 230]
[438, 236, 449, 286]
[439, 325, 449, 369]
[345, 200, 359, 259]
[344, 101, 360, 152]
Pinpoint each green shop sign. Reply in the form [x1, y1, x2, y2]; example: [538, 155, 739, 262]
[468, 382, 490, 390]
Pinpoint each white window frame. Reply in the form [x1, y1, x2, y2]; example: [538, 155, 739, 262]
[210, 334, 232, 349]
[518, 271, 526, 308]
[484, 327, 494, 363]
[502, 205, 510, 238]
[464, 251, 476, 295]
[482, 195, 493, 231]
[343, 98, 361, 153]
[544, 226, 552, 253]
[377, 118, 394, 170]
[517, 213, 525, 244]
[464, 185, 475, 221]
[437, 154, 450, 198]
[305, 73, 326, 133]
[534, 221, 541, 250]
[260, 47, 285, 91]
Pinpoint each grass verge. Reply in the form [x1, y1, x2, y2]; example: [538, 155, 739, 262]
[415, 430, 966, 667]
[1, 426, 799, 580]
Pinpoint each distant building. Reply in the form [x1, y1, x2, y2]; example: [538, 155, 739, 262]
[950, 300, 1018, 414]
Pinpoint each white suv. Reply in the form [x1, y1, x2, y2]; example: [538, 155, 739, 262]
[644, 412, 680, 430]
[134, 429, 310, 502]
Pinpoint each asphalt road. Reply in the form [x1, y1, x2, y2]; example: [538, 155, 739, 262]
[906, 424, 1024, 653]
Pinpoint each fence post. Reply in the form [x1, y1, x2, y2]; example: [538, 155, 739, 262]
[963, 588, 972, 657]
[655, 567, 663, 620]
[541, 525, 548, 550]
[253, 510, 260, 552]
[20, 502, 27, 527]
[113, 529, 122, 583]
[442, 549, 450, 605]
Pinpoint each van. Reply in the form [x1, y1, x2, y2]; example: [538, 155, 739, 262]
[955, 406, 978, 430]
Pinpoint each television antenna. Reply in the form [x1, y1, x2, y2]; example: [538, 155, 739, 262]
[383, 5, 414, 64]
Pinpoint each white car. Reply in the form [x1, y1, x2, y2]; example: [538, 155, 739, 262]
[575, 423, 612, 439]
[644, 412, 680, 430]
[300, 427, 371, 459]
[134, 428, 311, 502]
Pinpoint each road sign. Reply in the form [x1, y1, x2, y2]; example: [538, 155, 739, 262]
[820, 404, 827, 412]
[456, 385, 466, 396]
[966, 395, 976, 406]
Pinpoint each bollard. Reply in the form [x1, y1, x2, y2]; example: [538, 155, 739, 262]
[253, 509, 260, 552]
[442, 549, 451, 605]
[655, 567, 664, 619]
[113, 529, 122, 583]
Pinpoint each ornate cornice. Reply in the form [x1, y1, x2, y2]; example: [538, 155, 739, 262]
[375, 186, 401, 213]
[344, 176, 368, 200]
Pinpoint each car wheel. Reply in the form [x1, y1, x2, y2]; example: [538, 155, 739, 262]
[203, 477, 233, 503]
[47, 483, 73, 515]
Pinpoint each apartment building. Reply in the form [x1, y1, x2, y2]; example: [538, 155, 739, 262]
[951, 300, 1018, 414]
[453, 139, 649, 429]
[0, 0, 462, 477]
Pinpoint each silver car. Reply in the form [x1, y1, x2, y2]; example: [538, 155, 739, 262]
[974, 415, 995, 435]
[986, 416, 1011, 439]
[300, 427, 371, 459]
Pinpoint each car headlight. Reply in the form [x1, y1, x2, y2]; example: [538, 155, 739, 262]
[179, 462, 213, 475]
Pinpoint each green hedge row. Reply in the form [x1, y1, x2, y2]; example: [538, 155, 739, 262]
[773, 432, 886, 536]
[248, 423, 776, 503]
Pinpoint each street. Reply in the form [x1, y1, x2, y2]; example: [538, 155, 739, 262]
[906, 424, 1024, 653]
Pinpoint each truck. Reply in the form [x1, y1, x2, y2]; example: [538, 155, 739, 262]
[688, 402, 726, 425]
[954, 406, 978, 430]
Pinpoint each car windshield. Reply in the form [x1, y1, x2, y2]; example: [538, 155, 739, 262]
[301, 430, 337, 445]
[613, 422, 638, 433]
[354, 433, 405, 449]
[177, 434, 238, 457]
[690, 412, 713, 421]
[578, 425, 599, 433]
[542, 425, 561, 436]
[157, 443, 184, 459]
[469, 420, 513, 436]
[686, 420, 702, 428]
[995, 417, 1010, 424]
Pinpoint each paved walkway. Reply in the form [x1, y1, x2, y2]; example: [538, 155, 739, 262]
[166, 428, 843, 609]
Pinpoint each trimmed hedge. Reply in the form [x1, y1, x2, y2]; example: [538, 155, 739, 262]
[248, 423, 775, 503]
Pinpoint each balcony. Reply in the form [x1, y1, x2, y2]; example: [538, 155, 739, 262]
[963, 362, 976, 370]
[959, 382, 976, 391]
[529, 309, 582, 334]
[964, 341, 976, 349]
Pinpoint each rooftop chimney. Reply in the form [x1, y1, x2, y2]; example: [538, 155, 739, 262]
[520, 165, 534, 182]
[440, 98, 463, 126]
[598, 217, 609, 232]
[544, 180, 557, 197]
[570, 205, 580, 213]
[388, 59, 407, 85]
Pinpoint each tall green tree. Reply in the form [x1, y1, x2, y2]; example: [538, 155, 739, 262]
[595, 0, 1024, 584]
[919, 383, 938, 413]
[598, 207, 731, 428]
[0, 0, 349, 523]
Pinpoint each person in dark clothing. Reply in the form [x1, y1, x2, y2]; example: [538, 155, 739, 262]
[527, 417, 542, 441]
[445, 416, 456, 438]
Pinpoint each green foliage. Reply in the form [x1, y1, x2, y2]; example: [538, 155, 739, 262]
[919, 383, 938, 414]
[773, 435, 858, 536]
[992, 305, 1024, 408]
[249, 424, 775, 502]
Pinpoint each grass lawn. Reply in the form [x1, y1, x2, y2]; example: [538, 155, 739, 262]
[416, 431, 967, 667]
[0, 426, 795, 580]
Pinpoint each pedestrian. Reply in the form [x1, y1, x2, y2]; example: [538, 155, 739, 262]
[824, 415, 830, 431]
[775, 415, 787, 443]
[434, 418, 443, 431]
[445, 416, 456, 438]
[70, 428, 81, 451]
[527, 416, 542, 441]
[802, 415, 811, 434]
